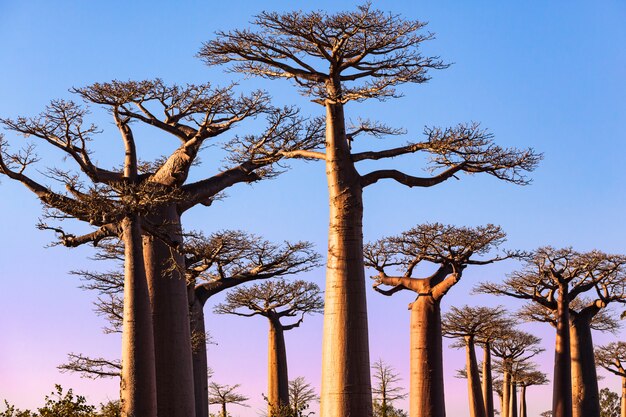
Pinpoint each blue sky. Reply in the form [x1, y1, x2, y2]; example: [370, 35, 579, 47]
[0, 1, 624, 416]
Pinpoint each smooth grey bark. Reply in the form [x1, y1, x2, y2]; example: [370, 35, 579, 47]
[482, 345, 495, 417]
[268, 317, 290, 415]
[553, 283, 573, 417]
[570, 315, 600, 417]
[410, 295, 445, 417]
[143, 204, 195, 417]
[466, 337, 487, 417]
[320, 98, 372, 417]
[120, 215, 157, 417]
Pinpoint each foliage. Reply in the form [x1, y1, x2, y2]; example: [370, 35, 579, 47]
[372, 401, 408, 417]
[599, 388, 620, 417]
[0, 387, 120, 417]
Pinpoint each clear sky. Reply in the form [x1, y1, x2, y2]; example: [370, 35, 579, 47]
[0, 1, 625, 416]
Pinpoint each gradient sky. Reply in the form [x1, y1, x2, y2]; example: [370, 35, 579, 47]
[1, 1, 625, 416]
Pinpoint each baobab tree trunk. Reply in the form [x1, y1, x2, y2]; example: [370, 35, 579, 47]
[190, 294, 209, 417]
[509, 382, 518, 417]
[621, 376, 626, 417]
[268, 317, 290, 416]
[570, 316, 600, 417]
[120, 215, 157, 417]
[143, 204, 195, 417]
[410, 295, 445, 417]
[553, 283, 573, 417]
[320, 98, 372, 417]
[465, 337, 486, 417]
[222, 402, 227, 417]
[519, 386, 527, 417]
[502, 370, 511, 417]
[482, 344, 495, 417]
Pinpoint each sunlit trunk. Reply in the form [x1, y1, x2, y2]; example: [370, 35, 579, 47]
[120, 215, 157, 417]
[502, 370, 511, 417]
[320, 99, 372, 417]
[410, 295, 445, 417]
[143, 204, 195, 417]
[509, 382, 517, 417]
[482, 344, 495, 417]
[621, 377, 626, 417]
[190, 294, 209, 417]
[552, 283, 573, 417]
[268, 317, 290, 416]
[466, 337, 486, 417]
[570, 316, 600, 417]
[519, 386, 527, 417]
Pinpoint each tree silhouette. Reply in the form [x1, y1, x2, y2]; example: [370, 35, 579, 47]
[214, 280, 323, 416]
[371, 359, 407, 417]
[207, 383, 249, 417]
[515, 369, 548, 417]
[365, 223, 514, 417]
[200, 5, 541, 415]
[288, 377, 319, 417]
[442, 305, 512, 417]
[477, 247, 626, 417]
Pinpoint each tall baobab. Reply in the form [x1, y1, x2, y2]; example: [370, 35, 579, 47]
[214, 280, 323, 416]
[489, 330, 543, 417]
[477, 247, 626, 417]
[516, 298, 623, 417]
[442, 305, 512, 417]
[595, 342, 626, 417]
[364, 223, 514, 417]
[207, 382, 249, 417]
[200, 5, 541, 415]
[185, 232, 320, 417]
[516, 369, 548, 417]
[371, 359, 408, 417]
[61, 232, 320, 417]
[0, 81, 322, 417]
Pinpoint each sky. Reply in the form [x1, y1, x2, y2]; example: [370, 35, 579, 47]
[0, 1, 625, 416]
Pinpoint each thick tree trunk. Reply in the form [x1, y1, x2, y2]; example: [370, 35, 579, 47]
[222, 402, 227, 417]
[320, 99, 372, 417]
[482, 344, 495, 417]
[621, 377, 626, 417]
[190, 294, 209, 417]
[143, 204, 195, 417]
[570, 316, 600, 417]
[509, 382, 517, 417]
[552, 283, 573, 417]
[409, 295, 445, 417]
[502, 370, 511, 417]
[120, 215, 157, 417]
[519, 386, 527, 417]
[466, 338, 486, 417]
[268, 318, 290, 416]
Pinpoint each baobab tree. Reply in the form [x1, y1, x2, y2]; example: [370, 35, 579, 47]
[489, 330, 543, 417]
[214, 280, 323, 416]
[200, 5, 541, 415]
[0, 80, 322, 417]
[516, 298, 623, 417]
[185, 231, 320, 417]
[595, 342, 626, 417]
[477, 247, 626, 417]
[207, 382, 249, 417]
[61, 232, 320, 417]
[364, 223, 515, 417]
[371, 359, 408, 417]
[516, 369, 548, 417]
[442, 305, 512, 417]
